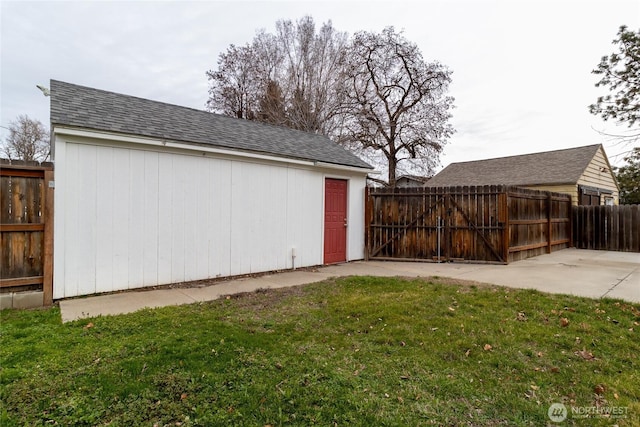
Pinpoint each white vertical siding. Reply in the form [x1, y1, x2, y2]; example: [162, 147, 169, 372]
[287, 168, 323, 267]
[111, 148, 131, 292]
[229, 161, 291, 275]
[76, 145, 98, 296]
[128, 150, 146, 288]
[142, 151, 160, 286]
[53, 136, 367, 299]
[209, 159, 232, 278]
[95, 146, 114, 292]
[157, 153, 173, 285]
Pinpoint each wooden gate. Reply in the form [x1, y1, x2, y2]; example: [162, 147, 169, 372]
[365, 185, 572, 264]
[366, 186, 507, 263]
[0, 160, 54, 305]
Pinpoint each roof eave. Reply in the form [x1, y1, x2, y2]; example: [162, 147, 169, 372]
[52, 125, 371, 172]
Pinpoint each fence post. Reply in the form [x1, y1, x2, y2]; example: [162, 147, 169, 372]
[43, 169, 54, 306]
[569, 199, 574, 248]
[501, 189, 510, 263]
[547, 192, 552, 254]
[444, 189, 451, 260]
[364, 186, 370, 261]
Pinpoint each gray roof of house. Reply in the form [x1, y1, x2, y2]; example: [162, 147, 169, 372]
[50, 80, 371, 169]
[426, 144, 602, 187]
[397, 174, 431, 183]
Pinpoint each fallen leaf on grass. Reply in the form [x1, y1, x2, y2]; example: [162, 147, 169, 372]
[560, 318, 570, 327]
[594, 384, 606, 394]
[83, 322, 94, 330]
[483, 344, 492, 351]
[575, 348, 595, 360]
[180, 393, 188, 400]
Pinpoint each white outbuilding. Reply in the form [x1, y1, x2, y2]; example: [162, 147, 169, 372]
[51, 80, 372, 299]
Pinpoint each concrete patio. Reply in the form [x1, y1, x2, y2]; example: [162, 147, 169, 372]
[59, 248, 639, 322]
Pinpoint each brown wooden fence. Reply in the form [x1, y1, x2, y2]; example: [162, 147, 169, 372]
[0, 160, 54, 304]
[573, 205, 640, 252]
[365, 185, 572, 264]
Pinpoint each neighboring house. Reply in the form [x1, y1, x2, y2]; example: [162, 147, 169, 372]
[395, 174, 431, 188]
[426, 144, 619, 205]
[51, 80, 372, 299]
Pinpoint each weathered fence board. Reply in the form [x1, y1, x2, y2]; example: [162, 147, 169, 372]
[0, 160, 54, 303]
[573, 205, 640, 252]
[366, 185, 572, 263]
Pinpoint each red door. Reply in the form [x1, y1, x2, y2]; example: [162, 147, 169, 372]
[324, 179, 348, 264]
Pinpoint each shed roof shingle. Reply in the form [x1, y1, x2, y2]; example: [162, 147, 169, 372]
[426, 144, 602, 187]
[50, 80, 372, 169]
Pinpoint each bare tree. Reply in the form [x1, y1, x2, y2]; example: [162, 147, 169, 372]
[339, 27, 454, 187]
[206, 45, 261, 119]
[1, 115, 50, 161]
[206, 16, 348, 136]
[257, 80, 288, 126]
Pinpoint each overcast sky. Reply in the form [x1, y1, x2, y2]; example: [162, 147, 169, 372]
[1, 0, 638, 170]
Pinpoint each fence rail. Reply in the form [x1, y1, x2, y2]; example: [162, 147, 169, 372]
[365, 185, 572, 264]
[573, 205, 640, 252]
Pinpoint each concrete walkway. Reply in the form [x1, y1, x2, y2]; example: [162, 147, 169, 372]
[59, 249, 639, 322]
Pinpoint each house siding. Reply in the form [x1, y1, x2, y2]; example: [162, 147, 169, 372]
[576, 147, 619, 205]
[523, 184, 579, 204]
[53, 134, 366, 299]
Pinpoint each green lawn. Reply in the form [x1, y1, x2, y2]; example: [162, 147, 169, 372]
[1, 276, 639, 426]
